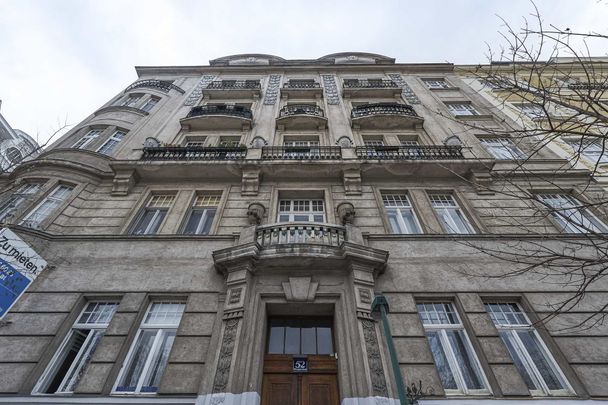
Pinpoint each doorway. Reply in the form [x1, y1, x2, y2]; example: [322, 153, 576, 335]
[261, 318, 339, 405]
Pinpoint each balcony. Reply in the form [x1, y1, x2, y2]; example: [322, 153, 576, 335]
[256, 223, 346, 248]
[181, 105, 253, 130]
[124, 79, 184, 94]
[203, 80, 262, 99]
[280, 80, 323, 99]
[356, 145, 463, 160]
[350, 103, 423, 129]
[141, 146, 247, 161]
[342, 79, 401, 98]
[262, 146, 342, 160]
[276, 104, 327, 130]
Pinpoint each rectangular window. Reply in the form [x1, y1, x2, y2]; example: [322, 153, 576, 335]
[121, 94, 142, 107]
[417, 302, 489, 395]
[0, 183, 42, 222]
[446, 103, 479, 116]
[267, 318, 333, 355]
[382, 194, 422, 234]
[485, 303, 572, 395]
[283, 138, 320, 159]
[72, 129, 102, 149]
[565, 139, 608, 164]
[96, 130, 126, 155]
[399, 137, 419, 146]
[278, 199, 325, 223]
[423, 79, 450, 89]
[140, 97, 160, 113]
[34, 302, 118, 394]
[218, 137, 241, 147]
[479, 138, 527, 160]
[20, 184, 73, 229]
[183, 194, 220, 235]
[536, 194, 608, 233]
[129, 194, 175, 235]
[429, 194, 475, 234]
[114, 301, 185, 393]
[516, 103, 545, 119]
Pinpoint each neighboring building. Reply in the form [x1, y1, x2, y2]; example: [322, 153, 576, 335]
[0, 53, 606, 404]
[0, 101, 39, 171]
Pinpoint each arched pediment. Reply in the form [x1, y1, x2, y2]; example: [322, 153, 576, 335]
[210, 54, 286, 66]
[317, 52, 395, 65]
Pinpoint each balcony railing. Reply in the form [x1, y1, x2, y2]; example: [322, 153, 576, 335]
[356, 145, 464, 160]
[262, 146, 341, 160]
[141, 146, 247, 160]
[279, 104, 324, 118]
[186, 105, 253, 120]
[351, 103, 418, 119]
[125, 79, 185, 94]
[206, 80, 261, 90]
[283, 81, 321, 89]
[343, 79, 398, 89]
[256, 223, 346, 248]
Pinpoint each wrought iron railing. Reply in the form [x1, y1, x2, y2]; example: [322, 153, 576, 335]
[356, 145, 464, 160]
[125, 79, 185, 94]
[568, 83, 608, 90]
[351, 103, 419, 119]
[343, 79, 398, 89]
[141, 146, 247, 160]
[186, 105, 253, 120]
[279, 104, 325, 118]
[256, 223, 346, 248]
[283, 81, 321, 89]
[206, 80, 261, 90]
[262, 146, 342, 160]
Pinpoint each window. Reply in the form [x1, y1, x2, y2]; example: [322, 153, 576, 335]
[267, 318, 333, 355]
[183, 136, 207, 148]
[485, 303, 572, 396]
[283, 138, 320, 158]
[423, 78, 450, 89]
[516, 103, 545, 119]
[183, 194, 220, 235]
[399, 137, 419, 146]
[114, 302, 185, 393]
[34, 302, 118, 394]
[20, 184, 73, 229]
[564, 139, 608, 164]
[479, 138, 527, 160]
[382, 194, 422, 234]
[72, 129, 103, 149]
[5, 147, 22, 164]
[363, 138, 385, 147]
[429, 194, 475, 234]
[0, 182, 42, 222]
[140, 97, 160, 113]
[446, 103, 479, 116]
[417, 302, 489, 395]
[278, 199, 325, 223]
[120, 94, 142, 107]
[536, 194, 608, 233]
[218, 137, 241, 147]
[96, 130, 126, 155]
[129, 194, 175, 235]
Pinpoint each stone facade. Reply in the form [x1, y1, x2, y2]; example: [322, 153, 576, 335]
[0, 53, 606, 404]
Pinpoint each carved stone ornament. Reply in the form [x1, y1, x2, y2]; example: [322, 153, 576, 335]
[250, 136, 267, 148]
[282, 277, 318, 302]
[343, 168, 362, 196]
[361, 319, 389, 397]
[212, 318, 240, 394]
[336, 136, 353, 148]
[241, 167, 260, 196]
[143, 137, 160, 148]
[247, 202, 266, 225]
[337, 202, 356, 225]
[444, 135, 463, 146]
[264, 75, 282, 105]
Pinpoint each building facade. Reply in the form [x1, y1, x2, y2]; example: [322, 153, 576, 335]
[0, 53, 606, 405]
[0, 101, 39, 172]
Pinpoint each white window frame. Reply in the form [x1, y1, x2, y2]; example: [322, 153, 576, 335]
[418, 302, 491, 395]
[113, 301, 185, 394]
[446, 103, 479, 116]
[182, 194, 220, 235]
[485, 303, 573, 396]
[516, 103, 545, 119]
[20, 184, 73, 229]
[33, 301, 118, 394]
[72, 129, 102, 149]
[277, 199, 325, 223]
[536, 194, 608, 233]
[0, 182, 42, 222]
[423, 78, 450, 89]
[429, 194, 476, 234]
[129, 195, 175, 235]
[479, 138, 527, 160]
[218, 137, 241, 147]
[564, 138, 608, 164]
[382, 194, 423, 234]
[120, 94, 142, 107]
[140, 96, 160, 112]
[96, 130, 126, 155]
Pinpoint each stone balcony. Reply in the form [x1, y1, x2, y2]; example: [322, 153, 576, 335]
[280, 80, 323, 99]
[141, 146, 247, 161]
[276, 104, 327, 130]
[256, 222, 346, 248]
[350, 103, 423, 129]
[355, 145, 464, 160]
[261, 146, 342, 160]
[203, 80, 262, 99]
[180, 105, 253, 131]
[342, 79, 401, 98]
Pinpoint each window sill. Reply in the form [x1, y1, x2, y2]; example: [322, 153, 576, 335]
[453, 114, 494, 120]
[430, 86, 461, 91]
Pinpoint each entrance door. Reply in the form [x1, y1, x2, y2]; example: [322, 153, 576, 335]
[261, 318, 339, 405]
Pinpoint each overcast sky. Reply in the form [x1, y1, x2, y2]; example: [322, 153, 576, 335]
[0, 0, 606, 146]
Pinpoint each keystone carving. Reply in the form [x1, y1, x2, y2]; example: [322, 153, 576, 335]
[247, 202, 266, 225]
[241, 167, 260, 196]
[469, 169, 494, 195]
[337, 202, 356, 225]
[282, 277, 318, 302]
[343, 168, 362, 195]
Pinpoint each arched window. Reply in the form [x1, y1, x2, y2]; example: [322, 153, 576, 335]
[5, 147, 22, 164]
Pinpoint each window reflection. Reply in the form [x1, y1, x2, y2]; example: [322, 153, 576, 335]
[267, 318, 334, 355]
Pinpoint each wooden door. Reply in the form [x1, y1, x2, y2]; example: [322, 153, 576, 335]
[302, 374, 339, 405]
[261, 374, 297, 405]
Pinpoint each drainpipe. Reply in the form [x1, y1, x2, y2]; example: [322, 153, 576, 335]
[371, 294, 409, 405]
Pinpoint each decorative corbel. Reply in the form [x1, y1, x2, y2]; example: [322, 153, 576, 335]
[337, 202, 356, 225]
[468, 169, 494, 195]
[241, 166, 261, 196]
[343, 168, 362, 195]
[111, 169, 139, 196]
[247, 202, 266, 225]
